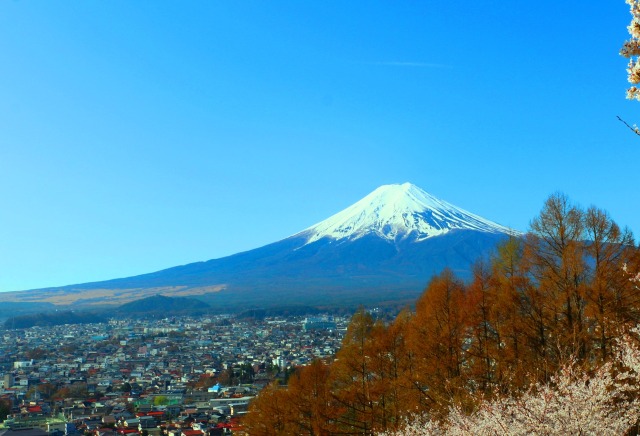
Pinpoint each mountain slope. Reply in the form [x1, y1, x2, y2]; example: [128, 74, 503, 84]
[0, 183, 519, 308]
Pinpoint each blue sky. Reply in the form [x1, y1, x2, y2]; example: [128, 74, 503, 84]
[1, 1, 639, 292]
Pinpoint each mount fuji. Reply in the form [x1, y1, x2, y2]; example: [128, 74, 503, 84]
[2, 183, 519, 309]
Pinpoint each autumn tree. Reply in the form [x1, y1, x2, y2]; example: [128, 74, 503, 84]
[524, 193, 588, 368]
[356, 320, 407, 433]
[583, 206, 637, 359]
[243, 382, 294, 435]
[24, 347, 47, 360]
[488, 236, 533, 389]
[464, 261, 502, 395]
[368, 309, 420, 431]
[36, 382, 57, 399]
[406, 269, 468, 417]
[330, 308, 376, 434]
[244, 361, 335, 435]
[287, 360, 337, 435]
[194, 374, 217, 390]
[217, 368, 233, 386]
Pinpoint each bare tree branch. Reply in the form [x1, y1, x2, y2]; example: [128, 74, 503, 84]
[617, 115, 640, 136]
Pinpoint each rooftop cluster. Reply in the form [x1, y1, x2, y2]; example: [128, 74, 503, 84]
[0, 314, 347, 435]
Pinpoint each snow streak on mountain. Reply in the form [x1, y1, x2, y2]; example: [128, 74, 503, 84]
[297, 183, 516, 245]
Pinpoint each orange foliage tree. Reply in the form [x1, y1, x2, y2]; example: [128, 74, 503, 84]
[406, 269, 468, 417]
[244, 360, 335, 435]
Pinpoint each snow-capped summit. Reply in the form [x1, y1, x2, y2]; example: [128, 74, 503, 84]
[297, 183, 515, 244]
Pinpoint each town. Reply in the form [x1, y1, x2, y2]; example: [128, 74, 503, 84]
[0, 314, 349, 435]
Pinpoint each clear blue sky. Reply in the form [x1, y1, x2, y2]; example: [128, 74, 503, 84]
[1, 1, 639, 292]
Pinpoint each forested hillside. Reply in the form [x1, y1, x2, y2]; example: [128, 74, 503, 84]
[243, 193, 640, 435]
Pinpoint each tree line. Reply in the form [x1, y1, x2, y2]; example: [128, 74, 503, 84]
[243, 193, 640, 435]
[3, 311, 107, 329]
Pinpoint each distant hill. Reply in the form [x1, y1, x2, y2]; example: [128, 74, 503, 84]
[115, 294, 211, 316]
[0, 302, 56, 321]
[4, 310, 107, 329]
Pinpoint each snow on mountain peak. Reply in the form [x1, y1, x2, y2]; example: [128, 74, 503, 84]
[297, 183, 517, 244]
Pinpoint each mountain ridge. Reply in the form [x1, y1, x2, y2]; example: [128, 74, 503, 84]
[0, 183, 519, 308]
